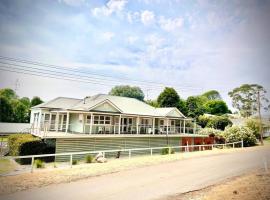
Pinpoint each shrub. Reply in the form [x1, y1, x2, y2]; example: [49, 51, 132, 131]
[197, 115, 210, 128]
[161, 147, 175, 155]
[206, 116, 232, 130]
[245, 119, 261, 138]
[72, 160, 78, 165]
[35, 159, 45, 168]
[8, 134, 55, 164]
[198, 128, 223, 137]
[85, 155, 94, 163]
[223, 126, 257, 147]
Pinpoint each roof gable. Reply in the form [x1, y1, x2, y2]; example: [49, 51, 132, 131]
[89, 99, 122, 113]
[166, 108, 185, 118]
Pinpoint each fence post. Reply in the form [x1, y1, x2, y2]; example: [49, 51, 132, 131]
[129, 150, 131, 159]
[241, 139, 244, 148]
[150, 148, 153, 156]
[70, 154, 73, 168]
[31, 156, 34, 173]
[187, 141, 189, 152]
[103, 152, 105, 158]
[233, 142, 235, 149]
[211, 144, 214, 150]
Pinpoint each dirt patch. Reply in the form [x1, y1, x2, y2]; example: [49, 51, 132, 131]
[165, 170, 270, 200]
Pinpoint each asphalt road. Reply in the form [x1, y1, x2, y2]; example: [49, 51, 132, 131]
[2, 146, 270, 200]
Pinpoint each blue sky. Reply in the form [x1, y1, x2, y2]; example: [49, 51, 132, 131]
[0, 0, 270, 111]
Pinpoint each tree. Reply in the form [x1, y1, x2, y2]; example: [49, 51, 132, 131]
[20, 97, 30, 107]
[202, 90, 222, 100]
[13, 101, 29, 123]
[178, 98, 188, 116]
[0, 96, 14, 122]
[204, 100, 229, 115]
[109, 85, 145, 101]
[157, 87, 180, 108]
[30, 96, 43, 107]
[186, 96, 208, 118]
[146, 99, 159, 108]
[0, 88, 17, 100]
[245, 119, 260, 139]
[228, 84, 269, 144]
[228, 84, 269, 118]
[206, 115, 232, 130]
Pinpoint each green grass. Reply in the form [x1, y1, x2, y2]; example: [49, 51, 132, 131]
[0, 158, 16, 174]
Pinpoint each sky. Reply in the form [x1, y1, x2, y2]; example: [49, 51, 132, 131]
[0, 0, 270, 112]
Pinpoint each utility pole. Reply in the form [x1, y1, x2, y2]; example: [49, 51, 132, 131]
[257, 91, 263, 145]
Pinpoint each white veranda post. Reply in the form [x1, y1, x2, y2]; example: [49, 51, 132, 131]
[136, 116, 139, 134]
[90, 113, 93, 134]
[166, 118, 169, 135]
[118, 115, 122, 134]
[152, 118, 155, 134]
[183, 119, 186, 134]
[65, 112, 69, 133]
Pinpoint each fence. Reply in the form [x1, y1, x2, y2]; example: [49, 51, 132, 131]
[3, 140, 244, 173]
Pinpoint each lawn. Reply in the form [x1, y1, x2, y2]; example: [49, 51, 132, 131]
[0, 158, 16, 174]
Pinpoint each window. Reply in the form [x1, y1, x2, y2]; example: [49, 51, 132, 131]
[93, 115, 111, 125]
[170, 120, 175, 126]
[160, 120, 164, 126]
[86, 115, 91, 124]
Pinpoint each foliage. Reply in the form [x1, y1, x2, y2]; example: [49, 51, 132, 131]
[8, 134, 55, 164]
[8, 134, 36, 156]
[198, 127, 223, 137]
[145, 99, 159, 108]
[161, 147, 175, 155]
[186, 96, 208, 118]
[245, 119, 261, 138]
[197, 115, 210, 128]
[30, 96, 43, 107]
[0, 88, 17, 99]
[35, 159, 45, 168]
[0, 96, 14, 122]
[85, 155, 94, 163]
[178, 98, 188, 116]
[0, 88, 43, 123]
[72, 160, 78, 165]
[204, 100, 230, 115]
[109, 85, 145, 101]
[206, 115, 232, 130]
[202, 90, 222, 100]
[223, 126, 257, 147]
[228, 84, 270, 118]
[157, 87, 180, 108]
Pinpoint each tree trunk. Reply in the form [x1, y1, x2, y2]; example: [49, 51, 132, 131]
[257, 91, 264, 145]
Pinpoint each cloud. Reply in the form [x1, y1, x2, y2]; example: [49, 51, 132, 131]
[127, 36, 138, 44]
[58, 0, 85, 7]
[92, 0, 127, 17]
[159, 16, 184, 32]
[102, 32, 115, 40]
[141, 10, 155, 25]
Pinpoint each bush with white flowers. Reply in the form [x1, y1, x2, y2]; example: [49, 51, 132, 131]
[223, 126, 257, 147]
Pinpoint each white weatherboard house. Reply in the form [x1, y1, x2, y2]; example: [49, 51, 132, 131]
[30, 94, 197, 138]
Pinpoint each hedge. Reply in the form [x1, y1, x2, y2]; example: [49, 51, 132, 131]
[8, 134, 55, 164]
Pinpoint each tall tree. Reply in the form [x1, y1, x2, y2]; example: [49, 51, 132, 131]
[186, 96, 208, 118]
[202, 90, 222, 100]
[157, 87, 180, 108]
[109, 85, 145, 101]
[0, 96, 14, 122]
[228, 84, 269, 144]
[204, 100, 229, 115]
[30, 96, 43, 107]
[0, 88, 17, 100]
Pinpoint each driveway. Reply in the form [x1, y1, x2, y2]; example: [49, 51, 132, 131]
[1, 146, 270, 200]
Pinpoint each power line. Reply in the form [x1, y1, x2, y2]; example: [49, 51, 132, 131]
[0, 56, 206, 90]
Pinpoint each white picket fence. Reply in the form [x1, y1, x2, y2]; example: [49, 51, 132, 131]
[4, 140, 244, 173]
